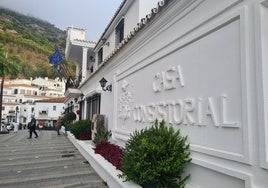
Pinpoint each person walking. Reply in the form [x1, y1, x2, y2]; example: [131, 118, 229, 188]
[28, 114, 38, 139]
[13, 120, 18, 133]
[56, 116, 62, 135]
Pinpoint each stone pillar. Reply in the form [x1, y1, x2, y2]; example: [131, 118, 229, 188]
[91, 114, 105, 145]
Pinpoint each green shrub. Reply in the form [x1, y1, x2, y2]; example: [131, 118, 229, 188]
[68, 120, 91, 140]
[92, 125, 112, 145]
[119, 120, 191, 188]
[62, 112, 76, 125]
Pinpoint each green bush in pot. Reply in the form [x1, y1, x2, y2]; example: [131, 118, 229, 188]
[119, 120, 191, 188]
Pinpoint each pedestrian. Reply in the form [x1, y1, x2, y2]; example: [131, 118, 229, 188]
[28, 114, 38, 139]
[56, 116, 62, 135]
[13, 120, 18, 133]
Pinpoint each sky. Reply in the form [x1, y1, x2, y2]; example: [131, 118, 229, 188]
[0, 0, 123, 42]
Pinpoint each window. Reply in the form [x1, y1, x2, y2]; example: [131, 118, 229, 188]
[39, 110, 47, 115]
[86, 94, 101, 120]
[115, 18, 124, 46]
[20, 89, 25, 94]
[98, 48, 103, 65]
[14, 89, 18, 94]
[53, 105, 56, 111]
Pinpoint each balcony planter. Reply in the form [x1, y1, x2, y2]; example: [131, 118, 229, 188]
[67, 132, 141, 188]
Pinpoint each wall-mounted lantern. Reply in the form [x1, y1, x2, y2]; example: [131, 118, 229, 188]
[101, 38, 110, 46]
[99, 77, 112, 92]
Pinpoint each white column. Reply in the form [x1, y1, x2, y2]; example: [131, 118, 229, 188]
[83, 99, 87, 119]
[82, 47, 89, 82]
[75, 62, 80, 80]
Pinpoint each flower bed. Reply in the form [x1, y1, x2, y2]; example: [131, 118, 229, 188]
[67, 131, 141, 188]
[67, 120, 191, 188]
[94, 141, 122, 170]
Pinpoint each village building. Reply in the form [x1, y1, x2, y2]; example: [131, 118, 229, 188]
[64, 0, 268, 187]
[1, 77, 65, 129]
[34, 97, 66, 128]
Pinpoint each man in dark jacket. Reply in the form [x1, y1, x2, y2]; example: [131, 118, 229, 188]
[28, 114, 38, 139]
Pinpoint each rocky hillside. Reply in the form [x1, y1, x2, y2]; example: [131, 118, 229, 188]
[0, 7, 75, 79]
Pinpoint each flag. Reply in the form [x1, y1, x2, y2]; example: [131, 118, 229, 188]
[48, 49, 62, 66]
[57, 64, 63, 74]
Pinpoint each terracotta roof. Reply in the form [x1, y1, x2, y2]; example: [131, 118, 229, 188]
[4, 84, 36, 88]
[73, 39, 96, 44]
[34, 97, 67, 103]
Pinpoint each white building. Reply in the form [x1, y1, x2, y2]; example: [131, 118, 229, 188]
[34, 97, 66, 127]
[65, 0, 268, 187]
[2, 77, 65, 127]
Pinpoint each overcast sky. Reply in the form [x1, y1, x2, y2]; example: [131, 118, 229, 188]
[0, 0, 122, 42]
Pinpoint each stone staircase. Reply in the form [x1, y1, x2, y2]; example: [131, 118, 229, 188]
[0, 129, 109, 188]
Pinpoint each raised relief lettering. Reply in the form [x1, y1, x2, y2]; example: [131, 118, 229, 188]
[147, 104, 156, 123]
[152, 73, 162, 93]
[196, 98, 206, 126]
[157, 102, 167, 121]
[172, 100, 184, 124]
[152, 66, 185, 93]
[220, 95, 240, 128]
[205, 97, 219, 127]
[125, 64, 240, 129]
[183, 99, 195, 125]
[176, 65, 185, 87]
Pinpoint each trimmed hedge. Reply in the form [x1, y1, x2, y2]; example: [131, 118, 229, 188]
[68, 120, 92, 140]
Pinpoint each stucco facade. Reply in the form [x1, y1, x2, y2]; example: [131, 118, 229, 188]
[65, 0, 268, 187]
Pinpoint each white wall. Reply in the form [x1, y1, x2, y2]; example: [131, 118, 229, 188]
[138, 0, 159, 20]
[82, 0, 268, 187]
[34, 102, 65, 120]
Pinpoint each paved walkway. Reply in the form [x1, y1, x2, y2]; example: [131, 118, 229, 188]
[0, 129, 109, 188]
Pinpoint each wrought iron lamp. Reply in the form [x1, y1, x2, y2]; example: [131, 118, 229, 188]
[99, 77, 112, 92]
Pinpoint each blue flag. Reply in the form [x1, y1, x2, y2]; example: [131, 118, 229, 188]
[49, 49, 62, 66]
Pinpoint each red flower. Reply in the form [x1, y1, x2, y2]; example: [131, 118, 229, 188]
[78, 129, 91, 140]
[94, 141, 123, 169]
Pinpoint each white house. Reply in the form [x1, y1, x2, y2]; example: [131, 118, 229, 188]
[34, 97, 66, 127]
[1, 77, 65, 127]
[64, 0, 268, 187]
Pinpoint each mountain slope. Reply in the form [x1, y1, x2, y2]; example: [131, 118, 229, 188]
[0, 7, 75, 79]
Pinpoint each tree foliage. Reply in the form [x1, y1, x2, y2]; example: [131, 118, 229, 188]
[0, 43, 21, 78]
[0, 7, 75, 79]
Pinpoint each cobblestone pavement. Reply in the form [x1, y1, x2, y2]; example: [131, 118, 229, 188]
[0, 129, 108, 188]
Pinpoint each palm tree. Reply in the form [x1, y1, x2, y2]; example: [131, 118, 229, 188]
[0, 43, 21, 131]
